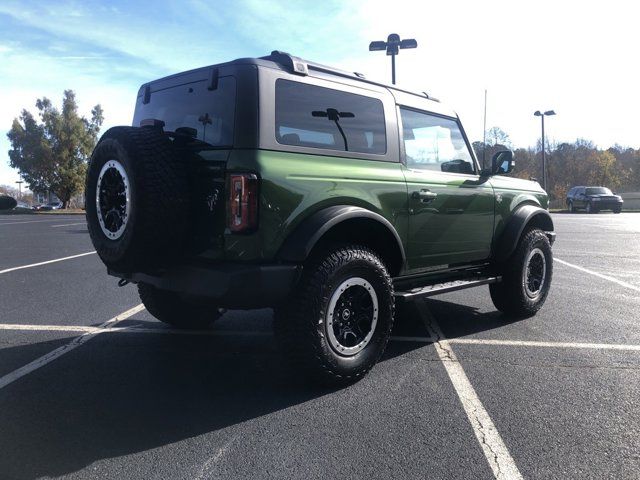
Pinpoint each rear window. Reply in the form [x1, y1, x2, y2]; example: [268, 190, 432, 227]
[133, 76, 236, 147]
[275, 79, 386, 155]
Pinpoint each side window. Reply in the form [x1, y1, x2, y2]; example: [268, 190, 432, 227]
[275, 79, 386, 155]
[400, 107, 475, 174]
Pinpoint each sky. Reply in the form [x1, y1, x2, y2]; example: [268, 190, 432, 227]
[1, 0, 638, 187]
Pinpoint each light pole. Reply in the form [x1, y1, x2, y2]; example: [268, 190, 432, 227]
[15, 180, 23, 200]
[534, 110, 556, 192]
[369, 34, 417, 85]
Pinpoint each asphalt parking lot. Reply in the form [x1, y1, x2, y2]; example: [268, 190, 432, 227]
[1, 213, 639, 479]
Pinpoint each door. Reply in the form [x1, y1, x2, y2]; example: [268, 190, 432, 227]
[575, 187, 587, 208]
[399, 107, 495, 271]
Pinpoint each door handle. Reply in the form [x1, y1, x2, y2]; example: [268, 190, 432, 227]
[412, 189, 438, 202]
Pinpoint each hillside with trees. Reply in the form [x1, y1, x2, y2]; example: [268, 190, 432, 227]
[474, 127, 639, 208]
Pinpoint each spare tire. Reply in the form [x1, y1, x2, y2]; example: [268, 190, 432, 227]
[85, 126, 189, 272]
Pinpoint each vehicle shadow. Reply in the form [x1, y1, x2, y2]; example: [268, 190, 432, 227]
[422, 298, 517, 339]
[0, 300, 508, 479]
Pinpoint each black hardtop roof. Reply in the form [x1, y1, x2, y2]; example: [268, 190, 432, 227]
[140, 51, 440, 103]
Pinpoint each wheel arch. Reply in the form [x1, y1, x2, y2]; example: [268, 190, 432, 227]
[494, 204, 554, 263]
[277, 205, 406, 276]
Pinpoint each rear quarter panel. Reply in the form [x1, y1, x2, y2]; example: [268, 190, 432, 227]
[224, 150, 408, 261]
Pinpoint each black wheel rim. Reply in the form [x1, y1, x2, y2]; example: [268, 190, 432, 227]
[523, 248, 546, 298]
[326, 277, 378, 356]
[96, 160, 130, 240]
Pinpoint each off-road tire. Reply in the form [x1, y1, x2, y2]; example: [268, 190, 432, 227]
[86, 126, 189, 272]
[490, 228, 553, 318]
[273, 245, 394, 386]
[138, 282, 221, 329]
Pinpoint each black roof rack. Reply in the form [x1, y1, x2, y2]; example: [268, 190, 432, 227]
[263, 51, 440, 103]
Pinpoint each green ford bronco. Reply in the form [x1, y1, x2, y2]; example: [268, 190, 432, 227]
[86, 51, 555, 384]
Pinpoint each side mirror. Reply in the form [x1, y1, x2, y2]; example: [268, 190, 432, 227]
[491, 150, 514, 175]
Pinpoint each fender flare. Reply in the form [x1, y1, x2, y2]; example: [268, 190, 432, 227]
[277, 205, 406, 267]
[494, 204, 554, 262]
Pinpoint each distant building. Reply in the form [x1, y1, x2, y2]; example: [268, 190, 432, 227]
[621, 192, 640, 209]
[33, 190, 60, 205]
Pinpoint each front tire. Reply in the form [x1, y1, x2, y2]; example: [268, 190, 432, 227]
[490, 229, 553, 318]
[138, 282, 222, 329]
[274, 245, 394, 385]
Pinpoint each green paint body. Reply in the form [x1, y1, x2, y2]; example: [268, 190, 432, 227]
[223, 149, 548, 276]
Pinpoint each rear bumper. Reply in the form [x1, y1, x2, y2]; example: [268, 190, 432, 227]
[109, 263, 301, 308]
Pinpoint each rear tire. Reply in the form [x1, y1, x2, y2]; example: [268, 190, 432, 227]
[138, 282, 221, 329]
[490, 229, 553, 318]
[274, 245, 394, 386]
[568, 201, 575, 213]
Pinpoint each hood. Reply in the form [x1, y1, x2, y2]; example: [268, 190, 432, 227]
[491, 175, 545, 193]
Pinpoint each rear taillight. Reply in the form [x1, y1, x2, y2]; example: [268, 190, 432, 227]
[227, 173, 259, 233]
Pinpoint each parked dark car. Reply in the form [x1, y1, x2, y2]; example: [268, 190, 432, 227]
[566, 186, 623, 213]
[40, 201, 63, 211]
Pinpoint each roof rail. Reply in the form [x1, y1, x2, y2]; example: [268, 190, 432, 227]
[422, 91, 440, 103]
[263, 51, 443, 104]
[266, 50, 308, 76]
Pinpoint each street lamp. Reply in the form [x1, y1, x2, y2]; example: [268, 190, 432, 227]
[534, 110, 556, 192]
[15, 180, 23, 200]
[369, 33, 417, 85]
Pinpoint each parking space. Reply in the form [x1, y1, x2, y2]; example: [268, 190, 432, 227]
[1, 213, 639, 479]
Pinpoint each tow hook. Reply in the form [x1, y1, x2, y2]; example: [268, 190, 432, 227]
[117, 278, 130, 287]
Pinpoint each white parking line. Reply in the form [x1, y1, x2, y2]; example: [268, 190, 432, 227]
[0, 304, 144, 390]
[418, 302, 523, 480]
[51, 222, 86, 228]
[556, 257, 640, 293]
[0, 251, 96, 275]
[3, 324, 640, 353]
[0, 324, 99, 333]
[448, 338, 640, 351]
[390, 335, 640, 352]
[0, 324, 272, 337]
[0, 219, 72, 226]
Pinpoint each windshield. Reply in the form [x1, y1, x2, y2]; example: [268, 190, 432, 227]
[586, 187, 612, 195]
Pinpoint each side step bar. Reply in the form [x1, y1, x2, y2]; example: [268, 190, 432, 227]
[394, 276, 501, 301]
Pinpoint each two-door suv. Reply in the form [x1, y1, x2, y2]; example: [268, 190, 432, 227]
[86, 51, 555, 384]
